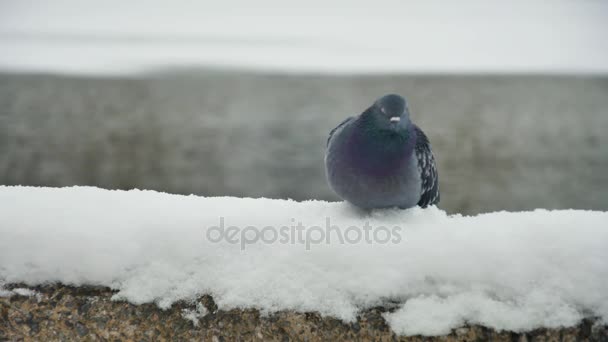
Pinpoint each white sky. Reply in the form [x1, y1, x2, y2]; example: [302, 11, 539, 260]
[0, 0, 607, 74]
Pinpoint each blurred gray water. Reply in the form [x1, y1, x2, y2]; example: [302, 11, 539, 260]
[1, 70, 607, 214]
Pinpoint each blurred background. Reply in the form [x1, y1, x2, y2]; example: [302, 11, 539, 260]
[1, 0, 607, 215]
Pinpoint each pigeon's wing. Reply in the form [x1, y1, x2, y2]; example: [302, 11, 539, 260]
[413, 125, 440, 207]
[327, 117, 355, 147]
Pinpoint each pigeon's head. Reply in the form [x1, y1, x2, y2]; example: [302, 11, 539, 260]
[365, 94, 411, 132]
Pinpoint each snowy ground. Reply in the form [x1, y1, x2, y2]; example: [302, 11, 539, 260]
[0, 186, 607, 336]
[0, 0, 607, 75]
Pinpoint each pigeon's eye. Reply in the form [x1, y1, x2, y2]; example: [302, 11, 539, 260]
[380, 107, 387, 114]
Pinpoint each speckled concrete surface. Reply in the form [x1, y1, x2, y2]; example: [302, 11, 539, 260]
[1, 285, 606, 341]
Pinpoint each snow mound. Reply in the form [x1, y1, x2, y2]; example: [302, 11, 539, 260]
[0, 186, 607, 336]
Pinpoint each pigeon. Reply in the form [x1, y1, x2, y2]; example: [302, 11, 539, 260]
[325, 94, 439, 209]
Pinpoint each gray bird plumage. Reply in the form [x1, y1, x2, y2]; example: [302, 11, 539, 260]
[325, 94, 439, 209]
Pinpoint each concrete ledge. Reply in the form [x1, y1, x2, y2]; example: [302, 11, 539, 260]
[1, 285, 606, 342]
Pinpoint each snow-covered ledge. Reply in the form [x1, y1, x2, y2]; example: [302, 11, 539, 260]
[1, 186, 607, 337]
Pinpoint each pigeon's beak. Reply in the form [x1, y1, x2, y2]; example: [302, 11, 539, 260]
[389, 117, 401, 123]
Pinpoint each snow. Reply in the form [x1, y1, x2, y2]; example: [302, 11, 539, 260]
[0, 186, 607, 336]
[0, 286, 13, 298]
[0, 286, 42, 301]
[0, 0, 607, 75]
[181, 302, 209, 327]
